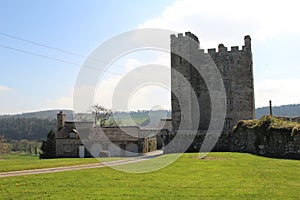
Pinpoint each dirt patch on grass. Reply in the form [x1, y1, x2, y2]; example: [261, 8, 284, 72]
[201, 156, 230, 160]
[190, 155, 230, 161]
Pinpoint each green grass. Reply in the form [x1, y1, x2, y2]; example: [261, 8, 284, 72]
[0, 152, 299, 199]
[0, 153, 122, 172]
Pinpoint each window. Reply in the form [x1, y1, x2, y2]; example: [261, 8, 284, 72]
[69, 132, 76, 138]
[64, 144, 72, 153]
[224, 80, 231, 92]
[223, 60, 230, 71]
[224, 118, 232, 130]
[223, 65, 230, 71]
[69, 129, 78, 138]
[179, 56, 183, 64]
[226, 98, 233, 111]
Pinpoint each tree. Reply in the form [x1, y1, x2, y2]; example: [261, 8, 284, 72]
[89, 104, 116, 127]
[0, 135, 9, 157]
[19, 139, 30, 152]
[0, 117, 56, 141]
[39, 130, 56, 159]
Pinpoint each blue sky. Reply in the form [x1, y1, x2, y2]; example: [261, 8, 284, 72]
[0, 0, 300, 114]
[0, 0, 174, 114]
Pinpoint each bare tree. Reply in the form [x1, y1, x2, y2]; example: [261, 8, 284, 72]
[89, 104, 116, 127]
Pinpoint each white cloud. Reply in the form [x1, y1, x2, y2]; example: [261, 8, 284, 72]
[138, 0, 300, 108]
[255, 78, 300, 108]
[45, 89, 74, 111]
[94, 58, 142, 109]
[124, 58, 142, 71]
[51, 95, 73, 109]
[95, 56, 171, 111]
[139, 0, 300, 48]
[42, 57, 170, 113]
[0, 85, 12, 92]
[95, 76, 122, 109]
[128, 85, 171, 110]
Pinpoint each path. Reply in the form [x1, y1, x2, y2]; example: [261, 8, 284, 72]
[0, 150, 163, 178]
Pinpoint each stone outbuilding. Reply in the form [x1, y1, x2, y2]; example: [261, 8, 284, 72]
[55, 111, 169, 158]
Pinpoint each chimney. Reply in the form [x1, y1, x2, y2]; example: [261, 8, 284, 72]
[57, 111, 66, 131]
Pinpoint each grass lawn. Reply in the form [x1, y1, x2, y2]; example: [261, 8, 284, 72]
[0, 153, 122, 172]
[0, 152, 299, 199]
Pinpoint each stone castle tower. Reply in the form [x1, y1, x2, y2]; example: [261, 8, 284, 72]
[171, 32, 255, 132]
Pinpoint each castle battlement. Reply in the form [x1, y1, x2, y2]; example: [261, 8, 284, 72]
[231, 46, 239, 51]
[171, 31, 199, 43]
[171, 32, 251, 54]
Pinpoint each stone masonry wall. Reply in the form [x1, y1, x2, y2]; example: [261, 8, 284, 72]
[171, 32, 255, 133]
[233, 118, 300, 159]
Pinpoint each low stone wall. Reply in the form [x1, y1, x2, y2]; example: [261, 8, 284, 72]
[233, 116, 300, 159]
[234, 124, 300, 158]
[163, 116, 300, 159]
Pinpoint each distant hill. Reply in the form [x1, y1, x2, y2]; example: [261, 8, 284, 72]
[256, 104, 300, 119]
[0, 109, 74, 120]
[112, 110, 171, 126]
[0, 109, 73, 141]
[0, 118, 57, 141]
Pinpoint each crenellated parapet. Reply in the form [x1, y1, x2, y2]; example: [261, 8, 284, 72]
[171, 31, 199, 43]
[171, 32, 251, 55]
